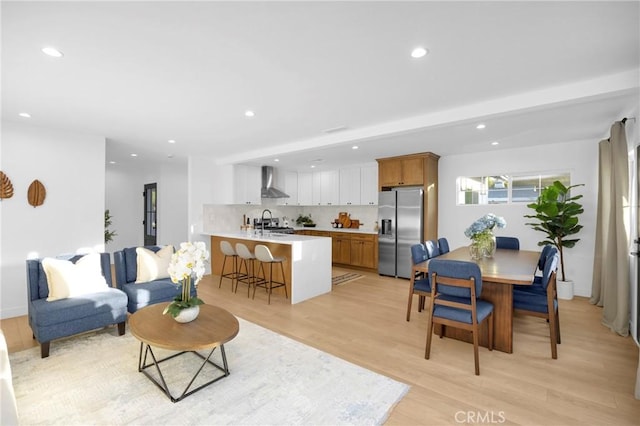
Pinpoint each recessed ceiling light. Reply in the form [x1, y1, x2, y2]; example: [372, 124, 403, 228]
[42, 47, 63, 58]
[274, 158, 280, 162]
[130, 153, 138, 157]
[411, 46, 428, 58]
[168, 139, 176, 144]
[109, 161, 116, 164]
[310, 165, 316, 169]
[491, 141, 500, 146]
[19, 112, 31, 118]
[476, 124, 486, 129]
[244, 110, 255, 117]
[352, 146, 359, 150]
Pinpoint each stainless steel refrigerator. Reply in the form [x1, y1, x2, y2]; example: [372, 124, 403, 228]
[378, 188, 424, 278]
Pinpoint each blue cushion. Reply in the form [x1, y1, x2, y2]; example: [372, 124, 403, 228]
[429, 259, 483, 298]
[425, 240, 441, 258]
[513, 278, 545, 294]
[411, 243, 429, 264]
[413, 277, 431, 293]
[513, 289, 557, 314]
[123, 278, 197, 313]
[433, 294, 494, 324]
[30, 288, 128, 327]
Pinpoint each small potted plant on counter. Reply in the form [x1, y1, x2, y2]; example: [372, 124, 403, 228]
[296, 214, 316, 227]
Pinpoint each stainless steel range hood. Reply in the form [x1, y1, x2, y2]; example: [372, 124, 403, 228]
[261, 166, 290, 198]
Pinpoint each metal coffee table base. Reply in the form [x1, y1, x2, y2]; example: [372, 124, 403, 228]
[137, 342, 230, 403]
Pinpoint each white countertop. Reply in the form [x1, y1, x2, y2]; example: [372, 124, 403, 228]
[205, 231, 330, 244]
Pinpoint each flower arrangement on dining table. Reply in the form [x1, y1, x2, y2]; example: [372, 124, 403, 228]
[464, 213, 507, 259]
[163, 241, 209, 318]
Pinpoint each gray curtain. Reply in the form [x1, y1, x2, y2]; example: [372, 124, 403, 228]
[590, 121, 630, 336]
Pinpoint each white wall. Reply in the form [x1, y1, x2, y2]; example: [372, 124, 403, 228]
[439, 139, 598, 297]
[0, 122, 106, 318]
[105, 160, 189, 253]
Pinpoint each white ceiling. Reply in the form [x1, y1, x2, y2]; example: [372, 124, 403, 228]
[2, 1, 639, 172]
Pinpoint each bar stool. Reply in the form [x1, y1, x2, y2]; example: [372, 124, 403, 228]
[235, 243, 263, 297]
[218, 241, 244, 291]
[254, 244, 288, 304]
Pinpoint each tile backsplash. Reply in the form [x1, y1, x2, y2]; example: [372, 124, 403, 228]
[203, 202, 379, 233]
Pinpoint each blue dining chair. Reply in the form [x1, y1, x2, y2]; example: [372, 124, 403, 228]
[407, 243, 432, 321]
[425, 259, 494, 375]
[513, 245, 555, 293]
[437, 237, 450, 254]
[425, 239, 441, 258]
[513, 251, 561, 359]
[496, 236, 520, 250]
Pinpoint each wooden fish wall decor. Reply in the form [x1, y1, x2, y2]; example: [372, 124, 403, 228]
[0, 171, 14, 200]
[27, 179, 46, 207]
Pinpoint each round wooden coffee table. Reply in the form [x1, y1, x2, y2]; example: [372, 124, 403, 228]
[129, 303, 239, 402]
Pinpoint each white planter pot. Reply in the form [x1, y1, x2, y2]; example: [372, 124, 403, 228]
[556, 279, 574, 300]
[174, 305, 200, 323]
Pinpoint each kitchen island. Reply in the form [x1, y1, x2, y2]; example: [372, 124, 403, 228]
[207, 232, 332, 304]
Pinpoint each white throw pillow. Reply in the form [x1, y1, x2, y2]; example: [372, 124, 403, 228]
[135, 245, 173, 283]
[42, 253, 109, 301]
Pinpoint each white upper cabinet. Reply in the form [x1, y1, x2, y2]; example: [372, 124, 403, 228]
[277, 171, 298, 205]
[360, 164, 378, 205]
[297, 172, 313, 206]
[339, 167, 361, 205]
[233, 165, 261, 205]
[313, 170, 339, 206]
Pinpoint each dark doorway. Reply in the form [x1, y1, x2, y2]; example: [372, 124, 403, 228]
[143, 183, 157, 246]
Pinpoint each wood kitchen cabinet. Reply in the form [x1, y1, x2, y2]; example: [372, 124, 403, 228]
[349, 234, 377, 269]
[377, 156, 424, 187]
[332, 234, 351, 264]
[376, 152, 439, 242]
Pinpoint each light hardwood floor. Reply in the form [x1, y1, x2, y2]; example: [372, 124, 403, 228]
[2, 267, 639, 425]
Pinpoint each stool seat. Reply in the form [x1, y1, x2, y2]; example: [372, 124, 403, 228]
[254, 244, 288, 304]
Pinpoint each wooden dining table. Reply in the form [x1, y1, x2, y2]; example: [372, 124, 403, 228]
[413, 246, 540, 353]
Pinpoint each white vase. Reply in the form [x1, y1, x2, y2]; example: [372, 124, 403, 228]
[556, 279, 574, 300]
[174, 305, 200, 323]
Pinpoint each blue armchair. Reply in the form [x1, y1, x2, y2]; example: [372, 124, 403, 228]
[26, 253, 127, 358]
[113, 246, 196, 313]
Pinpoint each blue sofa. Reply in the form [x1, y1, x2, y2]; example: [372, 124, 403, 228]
[26, 253, 128, 358]
[113, 246, 196, 313]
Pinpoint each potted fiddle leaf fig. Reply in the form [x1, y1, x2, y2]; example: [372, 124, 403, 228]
[524, 180, 584, 299]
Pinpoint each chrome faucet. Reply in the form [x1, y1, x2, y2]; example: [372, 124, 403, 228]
[260, 209, 272, 235]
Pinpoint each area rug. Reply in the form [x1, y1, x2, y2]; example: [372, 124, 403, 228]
[332, 272, 364, 286]
[9, 317, 409, 425]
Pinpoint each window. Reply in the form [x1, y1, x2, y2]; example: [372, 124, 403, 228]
[457, 172, 570, 205]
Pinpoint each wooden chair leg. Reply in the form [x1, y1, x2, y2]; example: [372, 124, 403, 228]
[117, 321, 126, 336]
[549, 311, 558, 359]
[488, 312, 494, 351]
[406, 287, 414, 322]
[472, 323, 480, 376]
[556, 308, 561, 344]
[425, 317, 434, 360]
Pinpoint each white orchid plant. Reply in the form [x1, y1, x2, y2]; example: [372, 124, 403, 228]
[163, 241, 209, 318]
